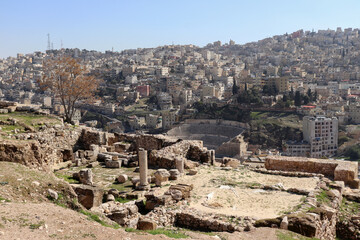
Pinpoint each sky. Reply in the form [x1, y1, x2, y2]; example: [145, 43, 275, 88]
[1, 0, 360, 58]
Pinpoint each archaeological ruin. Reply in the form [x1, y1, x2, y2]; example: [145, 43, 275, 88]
[1, 108, 360, 239]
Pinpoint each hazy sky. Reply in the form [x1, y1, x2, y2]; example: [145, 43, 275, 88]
[1, 0, 360, 58]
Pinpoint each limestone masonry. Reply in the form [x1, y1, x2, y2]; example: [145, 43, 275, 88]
[265, 155, 359, 188]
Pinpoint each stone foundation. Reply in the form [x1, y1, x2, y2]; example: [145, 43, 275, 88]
[265, 156, 359, 188]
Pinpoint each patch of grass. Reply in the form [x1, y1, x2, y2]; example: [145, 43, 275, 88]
[79, 210, 120, 229]
[276, 230, 320, 240]
[339, 198, 360, 222]
[280, 196, 307, 215]
[0, 196, 11, 202]
[47, 192, 67, 208]
[55, 173, 80, 184]
[125, 228, 188, 239]
[29, 220, 45, 229]
[82, 233, 96, 238]
[315, 190, 331, 205]
[0, 124, 25, 134]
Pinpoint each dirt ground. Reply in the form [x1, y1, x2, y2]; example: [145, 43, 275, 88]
[171, 165, 319, 219]
[57, 163, 319, 219]
[0, 161, 319, 240]
[0, 202, 305, 240]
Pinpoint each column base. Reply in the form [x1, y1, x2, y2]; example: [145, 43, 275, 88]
[136, 184, 150, 191]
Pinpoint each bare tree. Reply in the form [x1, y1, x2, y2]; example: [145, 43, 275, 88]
[39, 56, 100, 123]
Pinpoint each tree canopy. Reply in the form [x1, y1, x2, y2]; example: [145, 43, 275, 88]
[39, 56, 100, 123]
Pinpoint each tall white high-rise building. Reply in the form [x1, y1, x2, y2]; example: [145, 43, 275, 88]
[284, 116, 338, 158]
[303, 116, 338, 158]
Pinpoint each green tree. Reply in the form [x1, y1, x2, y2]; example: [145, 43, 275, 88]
[289, 86, 295, 100]
[282, 94, 288, 102]
[294, 91, 302, 106]
[303, 95, 310, 105]
[307, 88, 312, 101]
[232, 79, 239, 95]
[313, 91, 318, 102]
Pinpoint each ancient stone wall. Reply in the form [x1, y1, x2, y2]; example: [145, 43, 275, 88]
[114, 133, 177, 151]
[216, 135, 248, 158]
[77, 128, 109, 150]
[265, 156, 359, 188]
[0, 125, 81, 169]
[149, 140, 211, 169]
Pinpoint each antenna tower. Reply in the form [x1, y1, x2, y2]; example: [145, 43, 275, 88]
[47, 34, 51, 51]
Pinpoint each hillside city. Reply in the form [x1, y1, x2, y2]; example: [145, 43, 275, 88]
[2, 28, 360, 240]
[2, 28, 360, 159]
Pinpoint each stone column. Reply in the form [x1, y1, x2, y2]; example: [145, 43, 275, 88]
[176, 157, 184, 174]
[210, 150, 215, 165]
[138, 148, 149, 189]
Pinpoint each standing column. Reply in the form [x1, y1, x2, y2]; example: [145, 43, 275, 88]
[138, 148, 149, 189]
[176, 157, 184, 175]
[210, 150, 215, 165]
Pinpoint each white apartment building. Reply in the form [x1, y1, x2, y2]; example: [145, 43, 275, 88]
[125, 75, 138, 85]
[156, 67, 169, 76]
[202, 85, 216, 99]
[348, 104, 360, 124]
[304, 116, 338, 157]
[161, 110, 178, 130]
[285, 116, 338, 158]
[146, 114, 159, 129]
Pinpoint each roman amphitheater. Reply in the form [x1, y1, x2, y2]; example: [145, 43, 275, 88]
[167, 119, 248, 158]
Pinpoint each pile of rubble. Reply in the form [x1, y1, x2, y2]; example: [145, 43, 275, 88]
[92, 201, 140, 228]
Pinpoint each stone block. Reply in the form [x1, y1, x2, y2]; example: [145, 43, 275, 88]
[137, 220, 157, 230]
[154, 169, 170, 186]
[73, 184, 104, 209]
[79, 169, 93, 185]
[105, 159, 121, 168]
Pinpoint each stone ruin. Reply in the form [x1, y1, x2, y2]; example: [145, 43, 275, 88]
[265, 156, 359, 188]
[3, 122, 360, 239]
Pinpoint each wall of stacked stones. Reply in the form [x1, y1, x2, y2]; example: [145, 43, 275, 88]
[265, 157, 338, 177]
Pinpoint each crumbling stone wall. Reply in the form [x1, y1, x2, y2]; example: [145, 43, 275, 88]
[0, 140, 45, 167]
[149, 140, 211, 169]
[78, 130, 178, 151]
[265, 156, 359, 188]
[216, 135, 248, 158]
[175, 210, 239, 232]
[0, 124, 81, 169]
[77, 128, 110, 150]
[114, 133, 177, 151]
